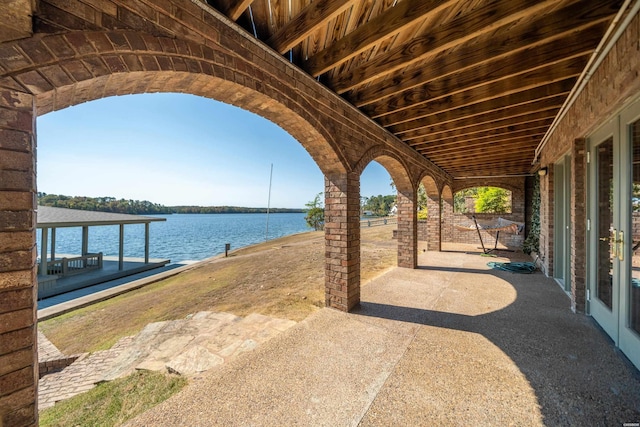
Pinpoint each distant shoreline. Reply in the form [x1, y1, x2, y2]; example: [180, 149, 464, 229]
[166, 208, 305, 214]
[37, 193, 305, 215]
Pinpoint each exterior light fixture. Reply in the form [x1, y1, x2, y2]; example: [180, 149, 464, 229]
[538, 167, 548, 176]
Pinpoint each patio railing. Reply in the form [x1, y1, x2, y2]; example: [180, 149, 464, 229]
[47, 253, 103, 277]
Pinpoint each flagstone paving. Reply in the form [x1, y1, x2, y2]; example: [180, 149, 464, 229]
[37, 312, 296, 410]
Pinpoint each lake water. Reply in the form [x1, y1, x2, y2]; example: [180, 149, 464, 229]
[37, 213, 311, 263]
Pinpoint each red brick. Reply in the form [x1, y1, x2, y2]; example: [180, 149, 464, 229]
[64, 32, 98, 55]
[0, 328, 34, 356]
[0, 348, 33, 377]
[0, 365, 33, 398]
[42, 34, 77, 59]
[0, 45, 31, 73]
[2, 402, 36, 427]
[14, 71, 54, 95]
[0, 231, 34, 253]
[0, 270, 33, 291]
[0, 250, 34, 273]
[0, 308, 34, 335]
[0, 386, 35, 415]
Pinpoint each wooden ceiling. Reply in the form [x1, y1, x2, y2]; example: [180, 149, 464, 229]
[206, 0, 623, 178]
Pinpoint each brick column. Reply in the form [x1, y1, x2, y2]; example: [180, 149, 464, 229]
[324, 172, 360, 311]
[441, 190, 454, 243]
[0, 90, 38, 426]
[543, 167, 555, 277]
[426, 193, 441, 251]
[396, 187, 417, 268]
[570, 138, 588, 313]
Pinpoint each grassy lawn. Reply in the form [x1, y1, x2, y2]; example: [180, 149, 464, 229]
[39, 225, 397, 355]
[39, 370, 187, 427]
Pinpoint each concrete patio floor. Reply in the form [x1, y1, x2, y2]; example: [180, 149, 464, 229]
[126, 247, 640, 426]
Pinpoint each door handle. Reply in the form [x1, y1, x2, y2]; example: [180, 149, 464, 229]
[618, 230, 624, 262]
[612, 228, 618, 258]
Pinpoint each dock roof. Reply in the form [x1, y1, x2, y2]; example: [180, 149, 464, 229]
[36, 206, 166, 228]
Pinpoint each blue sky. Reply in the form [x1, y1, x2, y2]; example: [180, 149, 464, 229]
[37, 93, 394, 209]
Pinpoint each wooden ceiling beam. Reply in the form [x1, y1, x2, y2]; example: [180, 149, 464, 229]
[443, 158, 535, 172]
[347, 1, 615, 107]
[408, 120, 553, 148]
[371, 58, 584, 127]
[399, 105, 561, 142]
[226, 0, 255, 21]
[423, 138, 541, 160]
[303, 0, 457, 76]
[443, 163, 531, 179]
[328, 0, 558, 93]
[266, 0, 356, 54]
[418, 139, 544, 157]
[405, 115, 557, 145]
[443, 159, 535, 173]
[392, 93, 568, 138]
[412, 129, 548, 153]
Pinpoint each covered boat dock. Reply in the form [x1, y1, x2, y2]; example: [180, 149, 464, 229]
[37, 206, 169, 299]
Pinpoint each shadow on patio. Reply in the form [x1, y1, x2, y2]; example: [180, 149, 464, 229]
[127, 248, 640, 426]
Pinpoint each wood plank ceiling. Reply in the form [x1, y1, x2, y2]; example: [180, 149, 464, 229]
[207, 0, 623, 178]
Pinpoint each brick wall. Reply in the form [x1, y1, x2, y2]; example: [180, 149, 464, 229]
[441, 186, 454, 243]
[571, 139, 587, 313]
[539, 12, 640, 308]
[539, 168, 554, 276]
[0, 90, 38, 427]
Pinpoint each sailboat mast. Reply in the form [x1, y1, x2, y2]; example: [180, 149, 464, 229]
[265, 163, 273, 241]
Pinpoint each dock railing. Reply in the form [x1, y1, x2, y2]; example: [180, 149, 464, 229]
[360, 216, 397, 227]
[46, 253, 103, 277]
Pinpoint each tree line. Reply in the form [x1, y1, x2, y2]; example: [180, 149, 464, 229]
[361, 194, 396, 216]
[37, 193, 304, 215]
[305, 184, 512, 230]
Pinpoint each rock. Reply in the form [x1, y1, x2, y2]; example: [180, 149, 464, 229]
[166, 345, 224, 376]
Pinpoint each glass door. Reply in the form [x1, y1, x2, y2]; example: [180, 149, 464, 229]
[554, 155, 572, 293]
[589, 126, 618, 341]
[588, 96, 640, 370]
[619, 100, 640, 369]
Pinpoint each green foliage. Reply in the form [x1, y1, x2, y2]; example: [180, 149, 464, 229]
[454, 188, 479, 213]
[361, 194, 396, 216]
[38, 193, 171, 215]
[417, 183, 429, 219]
[523, 177, 540, 255]
[475, 187, 510, 213]
[39, 370, 187, 427]
[37, 193, 304, 215]
[304, 193, 324, 231]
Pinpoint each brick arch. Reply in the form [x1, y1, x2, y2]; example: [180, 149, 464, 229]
[420, 175, 439, 197]
[354, 147, 417, 268]
[417, 169, 451, 196]
[452, 177, 524, 195]
[353, 146, 413, 193]
[3, 30, 348, 177]
[452, 177, 526, 218]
